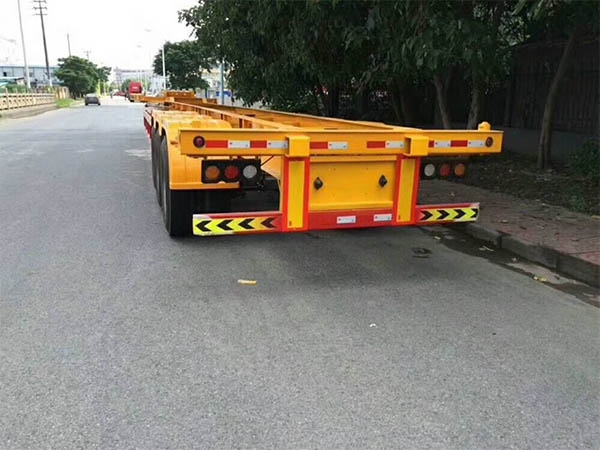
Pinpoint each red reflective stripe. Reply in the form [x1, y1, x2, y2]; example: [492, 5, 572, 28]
[250, 140, 267, 148]
[206, 140, 228, 148]
[310, 141, 328, 150]
[451, 140, 468, 147]
[367, 141, 385, 149]
[428, 140, 434, 148]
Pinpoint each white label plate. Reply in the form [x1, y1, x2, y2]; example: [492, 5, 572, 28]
[267, 140, 288, 149]
[328, 141, 348, 150]
[468, 140, 485, 148]
[385, 141, 405, 149]
[373, 213, 392, 222]
[337, 215, 356, 224]
[228, 140, 251, 149]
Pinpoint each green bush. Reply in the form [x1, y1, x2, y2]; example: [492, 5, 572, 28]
[2, 85, 30, 93]
[570, 139, 599, 184]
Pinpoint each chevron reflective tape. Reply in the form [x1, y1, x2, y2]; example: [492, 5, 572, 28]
[192, 215, 281, 236]
[418, 206, 479, 222]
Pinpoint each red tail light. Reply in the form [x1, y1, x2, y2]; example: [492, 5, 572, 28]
[439, 163, 451, 178]
[193, 136, 206, 148]
[224, 165, 240, 181]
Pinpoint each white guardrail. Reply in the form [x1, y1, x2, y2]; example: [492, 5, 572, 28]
[0, 92, 56, 110]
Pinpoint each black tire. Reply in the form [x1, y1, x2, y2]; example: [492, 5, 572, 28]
[151, 128, 160, 191]
[159, 138, 192, 237]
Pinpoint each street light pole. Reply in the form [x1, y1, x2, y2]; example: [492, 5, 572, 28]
[161, 44, 166, 91]
[16, 0, 31, 88]
[144, 29, 167, 92]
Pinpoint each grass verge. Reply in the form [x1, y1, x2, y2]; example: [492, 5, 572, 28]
[56, 98, 76, 108]
[458, 152, 599, 215]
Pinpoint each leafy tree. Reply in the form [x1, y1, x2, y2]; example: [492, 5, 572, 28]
[54, 56, 101, 97]
[515, 0, 599, 169]
[180, 0, 370, 115]
[96, 66, 111, 94]
[450, 1, 523, 129]
[152, 40, 211, 90]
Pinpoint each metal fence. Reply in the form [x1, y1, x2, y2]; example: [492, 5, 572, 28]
[0, 92, 57, 110]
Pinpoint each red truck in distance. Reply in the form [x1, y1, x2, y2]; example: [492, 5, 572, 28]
[126, 82, 143, 102]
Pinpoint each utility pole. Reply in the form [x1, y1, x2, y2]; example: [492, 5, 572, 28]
[161, 44, 166, 91]
[66, 33, 71, 57]
[32, 0, 52, 87]
[16, 0, 31, 88]
[84, 50, 90, 60]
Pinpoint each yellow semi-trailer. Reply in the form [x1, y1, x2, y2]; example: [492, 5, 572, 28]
[142, 96, 502, 237]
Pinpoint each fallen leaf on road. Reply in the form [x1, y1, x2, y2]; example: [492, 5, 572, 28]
[237, 279, 257, 285]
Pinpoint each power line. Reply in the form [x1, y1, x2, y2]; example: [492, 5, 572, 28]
[32, 0, 51, 87]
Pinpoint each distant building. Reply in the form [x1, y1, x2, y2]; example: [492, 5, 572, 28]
[200, 66, 230, 99]
[0, 65, 59, 87]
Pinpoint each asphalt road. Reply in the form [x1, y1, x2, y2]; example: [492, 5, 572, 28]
[0, 99, 598, 450]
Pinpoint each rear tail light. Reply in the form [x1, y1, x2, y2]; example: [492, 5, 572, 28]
[201, 159, 261, 184]
[204, 165, 221, 182]
[439, 163, 451, 178]
[421, 160, 468, 180]
[454, 163, 466, 177]
[224, 165, 240, 181]
[193, 136, 206, 148]
[423, 163, 436, 178]
[242, 164, 259, 180]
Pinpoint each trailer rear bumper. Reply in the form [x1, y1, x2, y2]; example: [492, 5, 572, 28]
[192, 202, 479, 236]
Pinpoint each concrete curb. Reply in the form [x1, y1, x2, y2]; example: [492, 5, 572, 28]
[0, 104, 57, 119]
[457, 223, 599, 288]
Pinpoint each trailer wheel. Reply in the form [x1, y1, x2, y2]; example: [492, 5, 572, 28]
[151, 128, 160, 191]
[160, 138, 192, 237]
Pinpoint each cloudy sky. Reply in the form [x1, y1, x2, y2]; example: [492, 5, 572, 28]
[0, 0, 197, 69]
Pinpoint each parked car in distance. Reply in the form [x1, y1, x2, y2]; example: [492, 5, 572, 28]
[84, 93, 101, 106]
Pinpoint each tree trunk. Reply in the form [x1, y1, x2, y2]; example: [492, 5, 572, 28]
[503, 65, 515, 127]
[400, 89, 414, 126]
[388, 85, 404, 124]
[433, 73, 452, 129]
[537, 31, 578, 170]
[357, 88, 369, 119]
[467, 80, 482, 129]
[328, 86, 340, 117]
[315, 86, 327, 116]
